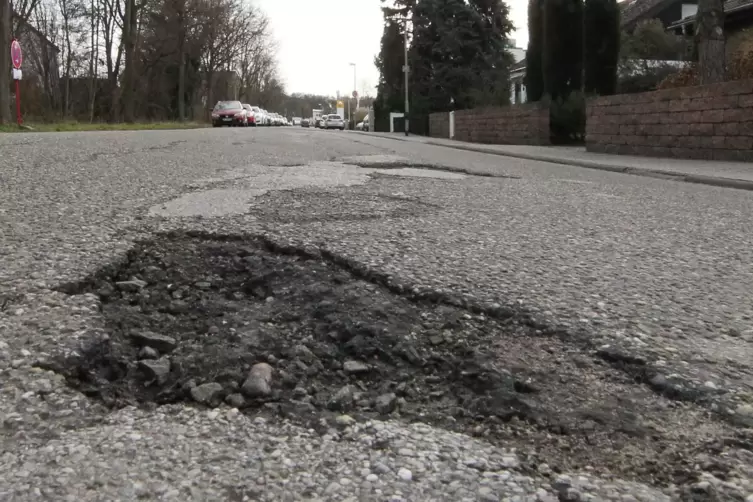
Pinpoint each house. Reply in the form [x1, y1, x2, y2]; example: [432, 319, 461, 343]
[510, 60, 527, 105]
[622, 0, 753, 38]
[506, 41, 527, 105]
[12, 15, 62, 115]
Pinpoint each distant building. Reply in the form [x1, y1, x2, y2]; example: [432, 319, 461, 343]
[14, 15, 61, 105]
[506, 41, 527, 105]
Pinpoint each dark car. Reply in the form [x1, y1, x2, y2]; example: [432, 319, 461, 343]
[301, 118, 310, 128]
[211, 101, 247, 127]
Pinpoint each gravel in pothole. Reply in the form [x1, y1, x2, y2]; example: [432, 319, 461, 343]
[47, 233, 738, 488]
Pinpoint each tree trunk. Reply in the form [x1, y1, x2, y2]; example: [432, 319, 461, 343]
[0, 0, 12, 124]
[696, 0, 725, 85]
[178, 50, 186, 121]
[121, 0, 136, 122]
[88, 0, 99, 122]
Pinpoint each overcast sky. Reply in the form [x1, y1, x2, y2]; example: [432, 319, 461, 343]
[255, 0, 528, 98]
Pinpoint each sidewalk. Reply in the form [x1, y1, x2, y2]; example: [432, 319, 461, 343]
[355, 131, 753, 191]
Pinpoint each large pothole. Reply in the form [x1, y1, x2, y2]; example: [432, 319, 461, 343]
[48, 233, 733, 486]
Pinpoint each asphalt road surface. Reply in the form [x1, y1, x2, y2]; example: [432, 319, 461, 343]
[1, 127, 752, 501]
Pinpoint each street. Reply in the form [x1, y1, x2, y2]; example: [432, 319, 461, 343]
[1, 127, 753, 501]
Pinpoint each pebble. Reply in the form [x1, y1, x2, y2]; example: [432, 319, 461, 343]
[138, 358, 171, 384]
[335, 415, 356, 427]
[375, 392, 398, 415]
[343, 360, 370, 374]
[189, 382, 223, 405]
[397, 468, 413, 481]
[241, 363, 273, 397]
[129, 331, 177, 353]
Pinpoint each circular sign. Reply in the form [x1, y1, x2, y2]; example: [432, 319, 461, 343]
[352, 90, 358, 99]
[11, 39, 22, 69]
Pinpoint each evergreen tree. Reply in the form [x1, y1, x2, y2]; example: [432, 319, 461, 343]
[543, 0, 584, 100]
[525, 0, 545, 102]
[374, 20, 405, 113]
[410, 0, 513, 114]
[584, 0, 620, 95]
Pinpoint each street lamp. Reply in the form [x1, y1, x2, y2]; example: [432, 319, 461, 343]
[349, 63, 356, 129]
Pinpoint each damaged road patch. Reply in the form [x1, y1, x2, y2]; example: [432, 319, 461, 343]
[45, 232, 733, 486]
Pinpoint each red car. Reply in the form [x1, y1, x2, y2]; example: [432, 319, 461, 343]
[211, 101, 248, 127]
[242, 104, 257, 126]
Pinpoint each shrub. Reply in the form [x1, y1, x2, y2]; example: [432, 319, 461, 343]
[525, 0, 545, 101]
[543, 0, 584, 100]
[549, 91, 585, 144]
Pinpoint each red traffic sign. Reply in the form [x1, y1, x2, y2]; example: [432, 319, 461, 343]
[11, 39, 22, 69]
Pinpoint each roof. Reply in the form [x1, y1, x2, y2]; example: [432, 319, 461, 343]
[510, 59, 526, 72]
[620, 0, 672, 28]
[623, 0, 753, 29]
[666, 0, 753, 29]
[15, 14, 61, 53]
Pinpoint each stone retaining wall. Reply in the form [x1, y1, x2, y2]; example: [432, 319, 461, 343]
[586, 80, 753, 161]
[429, 103, 550, 145]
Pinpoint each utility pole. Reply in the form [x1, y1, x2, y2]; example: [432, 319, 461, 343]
[402, 19, 409, 137]
[350, 62, 356, 129]
[0, 0, 12, 124]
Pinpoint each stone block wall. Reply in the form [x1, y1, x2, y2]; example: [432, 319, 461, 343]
[429, 103, 550, 145]
[429, 113, 449, 139]
[586, 80, 753, 161]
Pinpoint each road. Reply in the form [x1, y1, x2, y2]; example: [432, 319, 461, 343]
[1, 127, 752, 501]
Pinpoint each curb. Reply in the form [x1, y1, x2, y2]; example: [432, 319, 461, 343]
[353, 132, 753, 192]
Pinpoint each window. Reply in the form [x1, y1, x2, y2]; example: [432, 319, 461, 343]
[215, 101, 242, 110]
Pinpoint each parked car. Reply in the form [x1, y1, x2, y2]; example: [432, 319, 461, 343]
[323, 114, 345, 130]
[301, 118, 310, 128]
[316, 116, 327, 128]
[260, 109, 270, 126]
[292, 117, 302, 125]
[362, 117, 370, 131]
[356, 120, 365, 130]
[242, 104, 258, 126]
[211, 101, 247, 127]
[249, 106, 265, 125]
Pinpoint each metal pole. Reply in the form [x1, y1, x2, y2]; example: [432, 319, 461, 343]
[353, 63, 357, 112]
[403, 21, 409, 137]
[15, 80, 22, 125]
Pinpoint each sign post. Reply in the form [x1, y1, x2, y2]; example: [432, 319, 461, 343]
[10, 39, 22, 126]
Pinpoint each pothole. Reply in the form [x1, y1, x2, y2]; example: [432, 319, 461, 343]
[341, 154, 521, 179]
[149, 188, 268, 217]
[150, 161, 472, 218]
[45, 232, 724, 485]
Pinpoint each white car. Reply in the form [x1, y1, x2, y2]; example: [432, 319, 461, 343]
[323, 114, 345, 130]
[292, 117, 302, 126]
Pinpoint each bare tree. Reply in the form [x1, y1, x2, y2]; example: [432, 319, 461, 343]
[6, 0, 281, 122]
[100, 0, 123, 120]
[88, 0, 100, 121]
[696, 0, 725, 84]
[58, 0, 85, 116]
